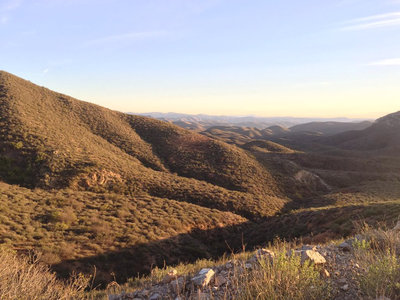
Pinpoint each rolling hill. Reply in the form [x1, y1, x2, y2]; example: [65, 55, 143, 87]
[290, 121, 372, 136]
[0, 70, 286, 219]
[327, 111, 400, 152]
[241, 140, 295, 154]
[1, 70, 400, 290]
[0, 70, 288, 283]
[137, 112, 368, 130]
[200, 122, 372, 147]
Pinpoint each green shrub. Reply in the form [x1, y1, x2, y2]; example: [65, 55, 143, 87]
[354, 226, 400, 299]
[358, 251, 400, 298]
[13, 141, 23, 149]
[353, 237, 371, 251]
[234, 251, 331, 300]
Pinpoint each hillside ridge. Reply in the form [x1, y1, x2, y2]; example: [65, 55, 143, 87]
[0, 71, 286, 218]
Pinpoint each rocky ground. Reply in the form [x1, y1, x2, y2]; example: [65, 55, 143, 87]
[109, 223, 400, 300]
[108, 243, 358, 299]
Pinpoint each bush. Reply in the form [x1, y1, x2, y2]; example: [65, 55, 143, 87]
[13, 141, 23, 149]
[233, 251, 331, 300]
[354, 226, 400, 299]
[0, 250, 89, 300]
[358, 251, 400, 298]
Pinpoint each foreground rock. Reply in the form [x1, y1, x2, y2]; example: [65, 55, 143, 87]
[300, 249, 327, 265]
[108, 241, 368, 300]
[191, 268, 215, 287]
[249, 248, 275, 264]
[289, 249, 327, 265]
[339, 242, 351, 252]
[162, 269, 178, 283]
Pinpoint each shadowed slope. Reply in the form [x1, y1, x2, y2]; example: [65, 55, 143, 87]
[0, 181, 248, 284]
[127, 116, 281, 196]
[242, 140, 295, 154]
[290, 121, 372, 136]
[327, 111, 400, 152]
[0, 71, 286, 218]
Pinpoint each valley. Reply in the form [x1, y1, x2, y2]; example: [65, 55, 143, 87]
[0, 71, 400, 295]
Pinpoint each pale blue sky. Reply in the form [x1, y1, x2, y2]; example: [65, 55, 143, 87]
[1, 0, 400, 117]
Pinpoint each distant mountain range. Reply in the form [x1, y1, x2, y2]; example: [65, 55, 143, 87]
[198, 121, 373, 146]
[326, 111, 400, 152]
[1, 70, 400, 289]
[133, 112, 372, 131]
[290, 121, 373, 136]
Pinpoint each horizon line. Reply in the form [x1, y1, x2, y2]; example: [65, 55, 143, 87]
[130, 111, 377, 120]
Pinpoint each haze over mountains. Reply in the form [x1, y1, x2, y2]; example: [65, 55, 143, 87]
[136, 112, 371, 131]
[135, 112, 373, 146]
[1, 70, 400, 288]
[200, 121, 373, 146]
[326, 111, 400, 152]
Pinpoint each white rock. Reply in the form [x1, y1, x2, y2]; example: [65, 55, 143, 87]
[249, 248, 275, 265]
[300, 245, 316, 251]
[257, 248, 275, 261]
[321, 269, 330, 278]
[199, 268, 211, 275]
[301, 250, 326, 265]
[162, 269, 178, 283]
[191, 268, 215, 287]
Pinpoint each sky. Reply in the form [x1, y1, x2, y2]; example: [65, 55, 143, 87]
[1, 0, 400, 118]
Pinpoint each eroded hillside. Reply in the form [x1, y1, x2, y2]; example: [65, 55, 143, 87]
[1, 71, 400, 290]
[0, 71, 286, 219]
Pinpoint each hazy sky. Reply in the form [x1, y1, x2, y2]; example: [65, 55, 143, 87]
[1, 0, 400, 117]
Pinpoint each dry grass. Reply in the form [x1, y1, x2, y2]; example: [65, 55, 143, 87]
[0, 70, 286, 219]
[0, 250, 89, 300]
[231, 251, 330, 299]
[105, 240, 330, 300]
[101, 226, 400, 300]
[0, 181, 247, 284]
[353, 225, 400, 299]
[2, 70, 400, 298]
